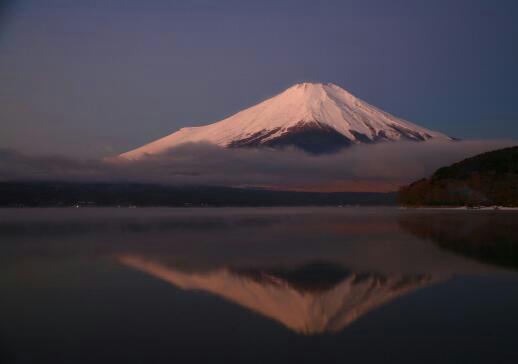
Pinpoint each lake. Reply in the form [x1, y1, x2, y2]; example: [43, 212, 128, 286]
[1, 207, 517, 363]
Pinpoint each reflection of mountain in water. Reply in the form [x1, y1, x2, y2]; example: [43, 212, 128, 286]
[399, 212, 518, 270]
[119, 256, 435, 335]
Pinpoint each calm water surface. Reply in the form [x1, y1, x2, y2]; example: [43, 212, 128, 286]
[1, 207, 517, 363]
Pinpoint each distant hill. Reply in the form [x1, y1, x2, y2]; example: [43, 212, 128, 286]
[0, 182, 396, 207]
[399, 146, 518, 206]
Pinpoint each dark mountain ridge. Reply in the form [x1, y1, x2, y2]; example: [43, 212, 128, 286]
[399, 146, 518, 206]
[0, 182, 396, 207]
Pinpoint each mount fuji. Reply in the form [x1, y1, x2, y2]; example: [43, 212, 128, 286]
[121, 82, 452, 159]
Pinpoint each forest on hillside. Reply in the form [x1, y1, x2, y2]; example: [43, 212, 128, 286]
[399, 146, 518, 206]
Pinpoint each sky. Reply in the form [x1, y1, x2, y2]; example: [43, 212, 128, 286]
[1, 0, 517, 158]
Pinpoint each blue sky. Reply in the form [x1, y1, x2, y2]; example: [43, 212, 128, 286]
[1, 0, 517, 157]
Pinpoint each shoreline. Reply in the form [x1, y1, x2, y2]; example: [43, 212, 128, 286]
[400, 206, 518, 211]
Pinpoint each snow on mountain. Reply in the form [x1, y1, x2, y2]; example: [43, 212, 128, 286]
[120, 82, 452, 159]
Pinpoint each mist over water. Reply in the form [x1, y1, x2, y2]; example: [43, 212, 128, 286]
[1, 139, 514, 190]
[1, 207, 518, 363]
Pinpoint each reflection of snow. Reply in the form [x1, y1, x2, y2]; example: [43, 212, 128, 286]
[119, 255, 436, 335]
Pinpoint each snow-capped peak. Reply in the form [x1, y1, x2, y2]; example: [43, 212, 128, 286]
[120, 82, 451, 159]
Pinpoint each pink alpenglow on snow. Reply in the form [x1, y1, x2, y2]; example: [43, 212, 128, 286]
[120, 82, 452, 159]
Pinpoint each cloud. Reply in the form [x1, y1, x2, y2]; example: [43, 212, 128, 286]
[0, 139, 515, 191]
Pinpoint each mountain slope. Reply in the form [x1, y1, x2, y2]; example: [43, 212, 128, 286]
[399, 146, 518, 206]
[121, 82, 451, 159]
